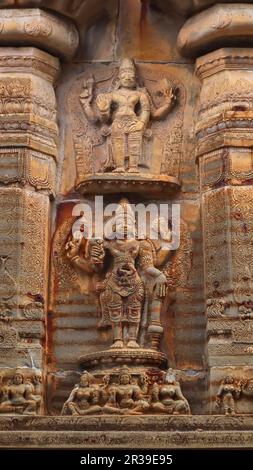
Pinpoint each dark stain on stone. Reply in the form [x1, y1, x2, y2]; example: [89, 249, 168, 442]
[140, 0, 149, 30]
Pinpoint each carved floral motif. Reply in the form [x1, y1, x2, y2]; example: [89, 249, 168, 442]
[24, 21, 52, 37]
[0, 322, 19, 349]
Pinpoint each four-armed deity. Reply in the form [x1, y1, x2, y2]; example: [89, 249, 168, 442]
[80, 58, 176, 173]
[66, 198, 169, 351]
[61, 59, 188, 417]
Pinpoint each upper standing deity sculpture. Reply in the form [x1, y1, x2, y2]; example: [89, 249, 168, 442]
[80, 58, 176, 173]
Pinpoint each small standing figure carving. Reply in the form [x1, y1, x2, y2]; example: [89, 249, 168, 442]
[216, 376, 241, 416]
[80, 58, 176, 173]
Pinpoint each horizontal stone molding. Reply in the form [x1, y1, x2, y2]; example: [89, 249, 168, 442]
[0, 9, 79, 61]
[1, 414, 253, 431]
[178, 4, 253, 57]
[196, 48, 253, 81]
[0, 1, 246, 21]
[0, 47, 59, 83]
[0, 416, 253, 448]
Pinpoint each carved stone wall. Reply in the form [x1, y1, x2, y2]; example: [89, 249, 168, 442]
[0, 0, 253, 449]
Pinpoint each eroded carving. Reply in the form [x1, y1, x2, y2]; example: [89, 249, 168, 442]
[216, 376, 242, 416]
[62, 367, 190, 416]
[0, 369, 42, 415]
[206, 299, 228, 318]
[62, 371, 105, 416]
[80, 58, 176, 174]
[150, 369, 191, 415]
[0, 322, 19, 349]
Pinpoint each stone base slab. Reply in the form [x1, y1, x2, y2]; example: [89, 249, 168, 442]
[0, 416, 253, 448]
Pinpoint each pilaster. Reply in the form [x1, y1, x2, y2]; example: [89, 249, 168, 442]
[195, 48, 253, 413]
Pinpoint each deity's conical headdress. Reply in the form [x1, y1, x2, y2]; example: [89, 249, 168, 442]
[115, 198, 136, 230]
[119, 58, 136, 75]
[119, 365, 132, 380]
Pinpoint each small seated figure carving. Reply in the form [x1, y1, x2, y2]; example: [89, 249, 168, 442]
[216, 376, 241, 416]
[0, 369, 41, 415]
[103, 366, 150, 415]
[151, 369, 191, 415]
[62, 371, 104, 416]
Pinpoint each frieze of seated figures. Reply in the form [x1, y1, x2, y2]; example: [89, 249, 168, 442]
[62, 367, 191, 416]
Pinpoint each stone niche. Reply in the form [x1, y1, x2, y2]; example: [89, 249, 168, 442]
[64, 59, 185, 196]
[1, 0, 253, 451]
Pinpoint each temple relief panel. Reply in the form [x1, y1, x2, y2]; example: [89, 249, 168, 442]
[58, 58, 199, 197]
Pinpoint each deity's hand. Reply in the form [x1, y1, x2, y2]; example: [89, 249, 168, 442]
[128, 120, 145, 133]
[156, 282, 167, 299]
[80, 77, 94, 106]
[95, 280, 106, 294]
[90, 241, 105, 264]
[96, 94, 110, 114]
[216, 396, 221, 406]
[80, 91, 92, 106]
[65, 239, 82, 259]
[164, 87, 176, 106]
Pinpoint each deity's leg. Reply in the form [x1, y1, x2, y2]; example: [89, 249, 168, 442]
[108, 302, 124, 348]
[128, 131, 142, 172]
[174, 400, 191, 415]
[24, 400, 38, 415]
[98, 291, 111, 329]
[79, 405, 102, 415]
[127, 304, 141, 348]
[151, 402, 167, 413]
[111, 131, 125, 172]
[224, 396, 235, 416]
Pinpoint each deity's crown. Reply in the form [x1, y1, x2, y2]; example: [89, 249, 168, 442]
[14, 368, 24, 376]
[165, 368, 176, 383]
[119, 58, 135, 75]
[115, 198, 135, 223]
[119, 365, 132, 378]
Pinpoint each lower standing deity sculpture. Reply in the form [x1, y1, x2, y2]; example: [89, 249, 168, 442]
[66, 198, 169, 351]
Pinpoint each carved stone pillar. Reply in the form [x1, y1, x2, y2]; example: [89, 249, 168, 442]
[0, 47, 59, 414]
[0, 9, 78, 415]
[195, 48, 253, 414]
